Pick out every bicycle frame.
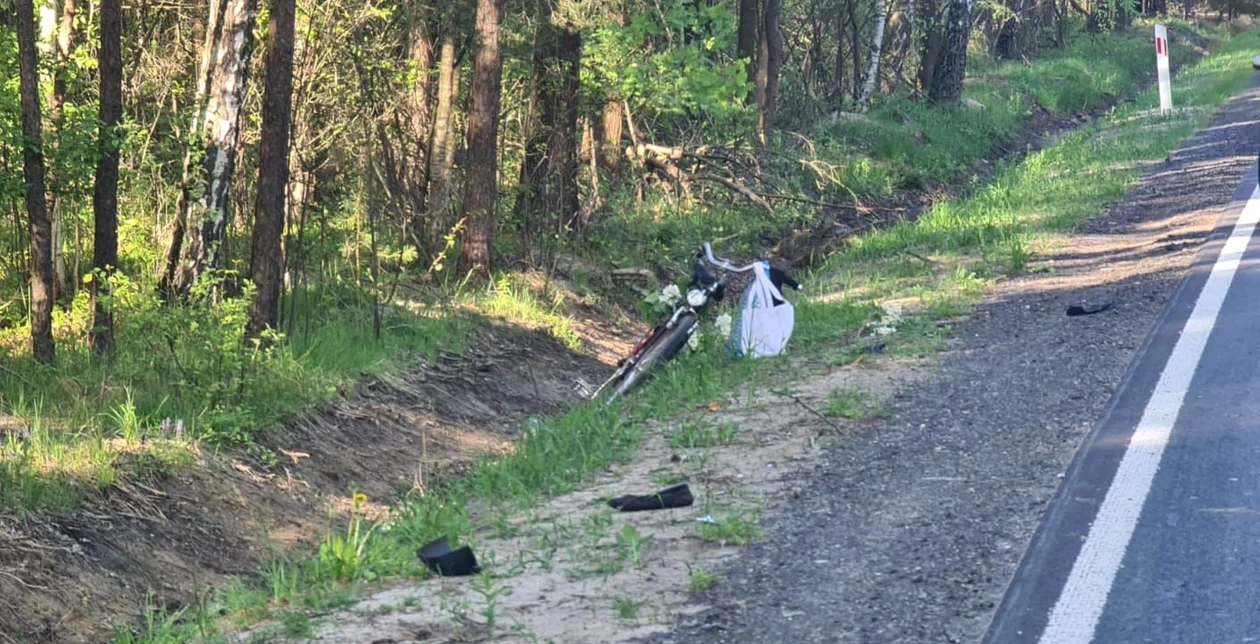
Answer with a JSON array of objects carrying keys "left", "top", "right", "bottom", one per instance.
[{"left": 591, "top": 242, "right": 765, "bottom": 402}]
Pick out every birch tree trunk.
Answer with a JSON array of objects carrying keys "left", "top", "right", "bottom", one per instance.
[
  {"left": 161, "top": 0, "right": 258, "bottom": 299},
  {"left": 425, "top": 35, "right": 457, "bottom": 253},
  {"left": 42, "top": 0, "right": 75, "bottom": 296},
  {"left": 857, "top": 0, "right": 889, "bottom": 110},
  {"left": 929, "top": 0, "right": 970, "bottom": 103}
]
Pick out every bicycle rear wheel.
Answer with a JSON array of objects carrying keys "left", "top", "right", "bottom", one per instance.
[{"left": 610, "top": 314, "right": 697, "bottom": 401}]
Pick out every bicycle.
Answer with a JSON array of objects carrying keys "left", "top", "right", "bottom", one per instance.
[{"left": 590, "top": 242, "right": 800, "bottom": 403}]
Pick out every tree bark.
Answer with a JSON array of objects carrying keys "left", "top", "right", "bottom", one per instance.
[
  {"left": 857, "top": 0, "right": 889, "bottom": 110},
  {"left": 929, "top": 0, "right": 970, "bottom": 103},
  {"left": 756, "top": 0, "right": 783, "bottom": 143},
  {"left": 16, "top": 0, "right": 56, "bottom": 364},
  {"left": 404, "top": 8, "right": 433, "bottom": 253},
  {"left": 737, "top": 0, "right": 759, "bottom": 60},
  {"left": 600, "top": 100, "right": 623, "bottom": 170},
  {"left": 247, "top": 0, "right": 295, "bottom": 339},
  {"left": 551, "top": 28, "right": 581, "bottom": 231},
  {"left": 425, "top": 34, "right": 457, "bottom": 252},
  {"left": 91, "top": 0, "right": 122, "bottom": 357},
  {"left": 832, "top": 12, "right": 845, "bottom": 103},
  {"left": 46, "top": 0, "right": 76, "bottom": 297},
  {"left": 994, "top": 0, "right": 1025, "bottom": 58},
  {"left": 457, "top": 0, "right": 505, "bottom": 278},
  {"left": 162, "top": 0, "right": 258, "bottom": 299},
  {"left": 919, "top": 0, "right": 945, "bottom": 89},
  {"left": 515, "top": 21, "right": 550, "bottom": 239},
  {"left": 849, "top": 0, "right": 863, "bottom": 101}
]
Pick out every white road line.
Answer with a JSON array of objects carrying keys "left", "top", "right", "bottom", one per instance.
[{"left": 1041, "top": 186, "right": 1260, "bottom": 644}]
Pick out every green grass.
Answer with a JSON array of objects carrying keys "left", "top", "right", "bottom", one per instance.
[
  {"left": 696, "top": 510, "right": 763, "bottom": 545},
  {"left": 0, "top": 270, "right": 589, "bottom": 512},
  {"left": 823, "top": 389, "right": 868, "bottom": 419},
  {"left": 615, "top": 597, "right": 641, "bottom": 620},
  {"left": 665, "top": 419, "right": 739, "bottom": 449},
  {"left": 689, "top": 568, "right": 721, "bottom": 593}
]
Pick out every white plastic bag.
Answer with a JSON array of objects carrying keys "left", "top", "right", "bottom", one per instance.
[{"left": 728, "top": 261, "right": 795, "bottom": 358}]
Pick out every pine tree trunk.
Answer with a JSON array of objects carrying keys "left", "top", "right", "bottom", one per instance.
[
  {"left": 425, "top": 35, "right": 457, "bottom": 253},
  {"left": 919, "top": 0, "right": 945, "bottom": 89},
  {"left": 832, "top": 13, "right": 845, "bottom": 103},
  {"left": 857, "top": 0, "right": 889, "bottom": 110},
  {"left": 893, "top": 0, "right": 917, "bottom": 81},
  {"left": 849, "top": 0, "right": 863, "bottom": 101},
  {"left": 162, "top": 0, "right": 258, "bottom": 298},
  {"left": 737, "top": 0, "right": 760, "bottom": 60},
  {"left": 757, "top": 0, "right": 783, "bottom": 143},
  {"left": 405, "top": 10, "right": 433, "bottom": 253},
  {"left": 91, "top": 0, "right": 122, "bottom": 357},
  {"left": 600, "top": 101, "right": 623, "bottom": 170},
  {"left": 16, "top": 0, "right": 56, "bottom": 364},
  {"left": 457, "top": 0, "right": 505, "bottom": 278},
  {"left": 247, "top": 0, "right": 295, "bottom": 339},
  {"left": 929, "top": 0, "right": 970, "bottom": 103},
  {"left": 551, "top": 28, "right": 581, "bottom": 232}
]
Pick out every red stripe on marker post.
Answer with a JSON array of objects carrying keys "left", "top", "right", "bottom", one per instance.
[{"left": 1155, "top": 25, "right": 1172, "bottom": 113}]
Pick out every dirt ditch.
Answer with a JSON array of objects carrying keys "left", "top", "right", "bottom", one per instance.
[
  {"left": 0, "top": 324, "right": 616, "bottom": 643},
  {"left": 237, "top": 357, "right": 925, "bottom": 643}
]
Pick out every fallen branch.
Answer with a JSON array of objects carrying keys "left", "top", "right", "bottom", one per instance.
[
  {"left": 770, "top": 389, "right": 844, "bottom": 434},
  {"left": 628, "top": 144, "right": 775, "bottom": 216},
  {"left": 694, "top": 174, "right": 775, "bottom": 216},
  {"left": 754, "top": 191, "right": 886, "bottom": 214},
  {"left": 610, "top": 267, "right": 655, "bottom": 280},
  {"left": 904, "top": 251, "right": 938, "bottom": 264}
]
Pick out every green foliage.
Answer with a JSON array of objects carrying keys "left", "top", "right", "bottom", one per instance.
[{"left": 585, "top": 0, "right": 750, "bottom": 125}]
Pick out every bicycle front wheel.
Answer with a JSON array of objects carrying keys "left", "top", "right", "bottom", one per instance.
[{"left": 609, "top": 314, "right": 697, "bottom": 401}]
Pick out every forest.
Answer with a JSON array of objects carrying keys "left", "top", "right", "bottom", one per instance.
[
  {"left": 0, "top": 0, "right": 1236, "bottom": 431},
  {"left": 3, "top": 0, "right": 1260, "bottom": 636}
]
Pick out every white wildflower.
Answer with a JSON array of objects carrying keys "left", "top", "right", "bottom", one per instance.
[
  {"left": 715, "top": 313, "right": 733, "bottom": 338},
  {"left": 881, "top": 302, "right": 903, "bottom": 323},
  {"left": 873, "top": 301, "right": 903, "bottom": 336},
  {"left": 687, "top": 331, "right": 700, "bottom": 351},
  {"left": 661, "top": 284, "right": 682, "bottom": 306}
]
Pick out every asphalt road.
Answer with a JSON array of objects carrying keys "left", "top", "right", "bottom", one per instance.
[
  {"left": 985, "top": 131, "right": 1260, "bottom": 642},
  {"left": 649, "top": 76, "right": 1260, "bottom": 644}
]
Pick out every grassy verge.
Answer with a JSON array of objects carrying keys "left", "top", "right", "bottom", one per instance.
[
  {"left": 0, "top": 273, "right": 585, "bottom": 513},
  {"left": 589, "top": 19, "right": 1215, "bottom": 271},
  {"left": 111, "top": 24, "right": 1260, "bottom": 641}
]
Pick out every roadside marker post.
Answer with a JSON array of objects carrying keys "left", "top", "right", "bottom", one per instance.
[{"left": 1155, "top": 25, "right": 1172, "bottom": 114}]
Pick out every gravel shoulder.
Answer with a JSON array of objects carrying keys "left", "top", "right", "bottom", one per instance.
[{"left": 646, "top": 79, "right": 1260, "bottom": 644}]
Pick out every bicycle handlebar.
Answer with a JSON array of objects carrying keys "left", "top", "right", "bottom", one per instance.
[{"left": 701, "top": 242, "right": 758, "bottom": 273}]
